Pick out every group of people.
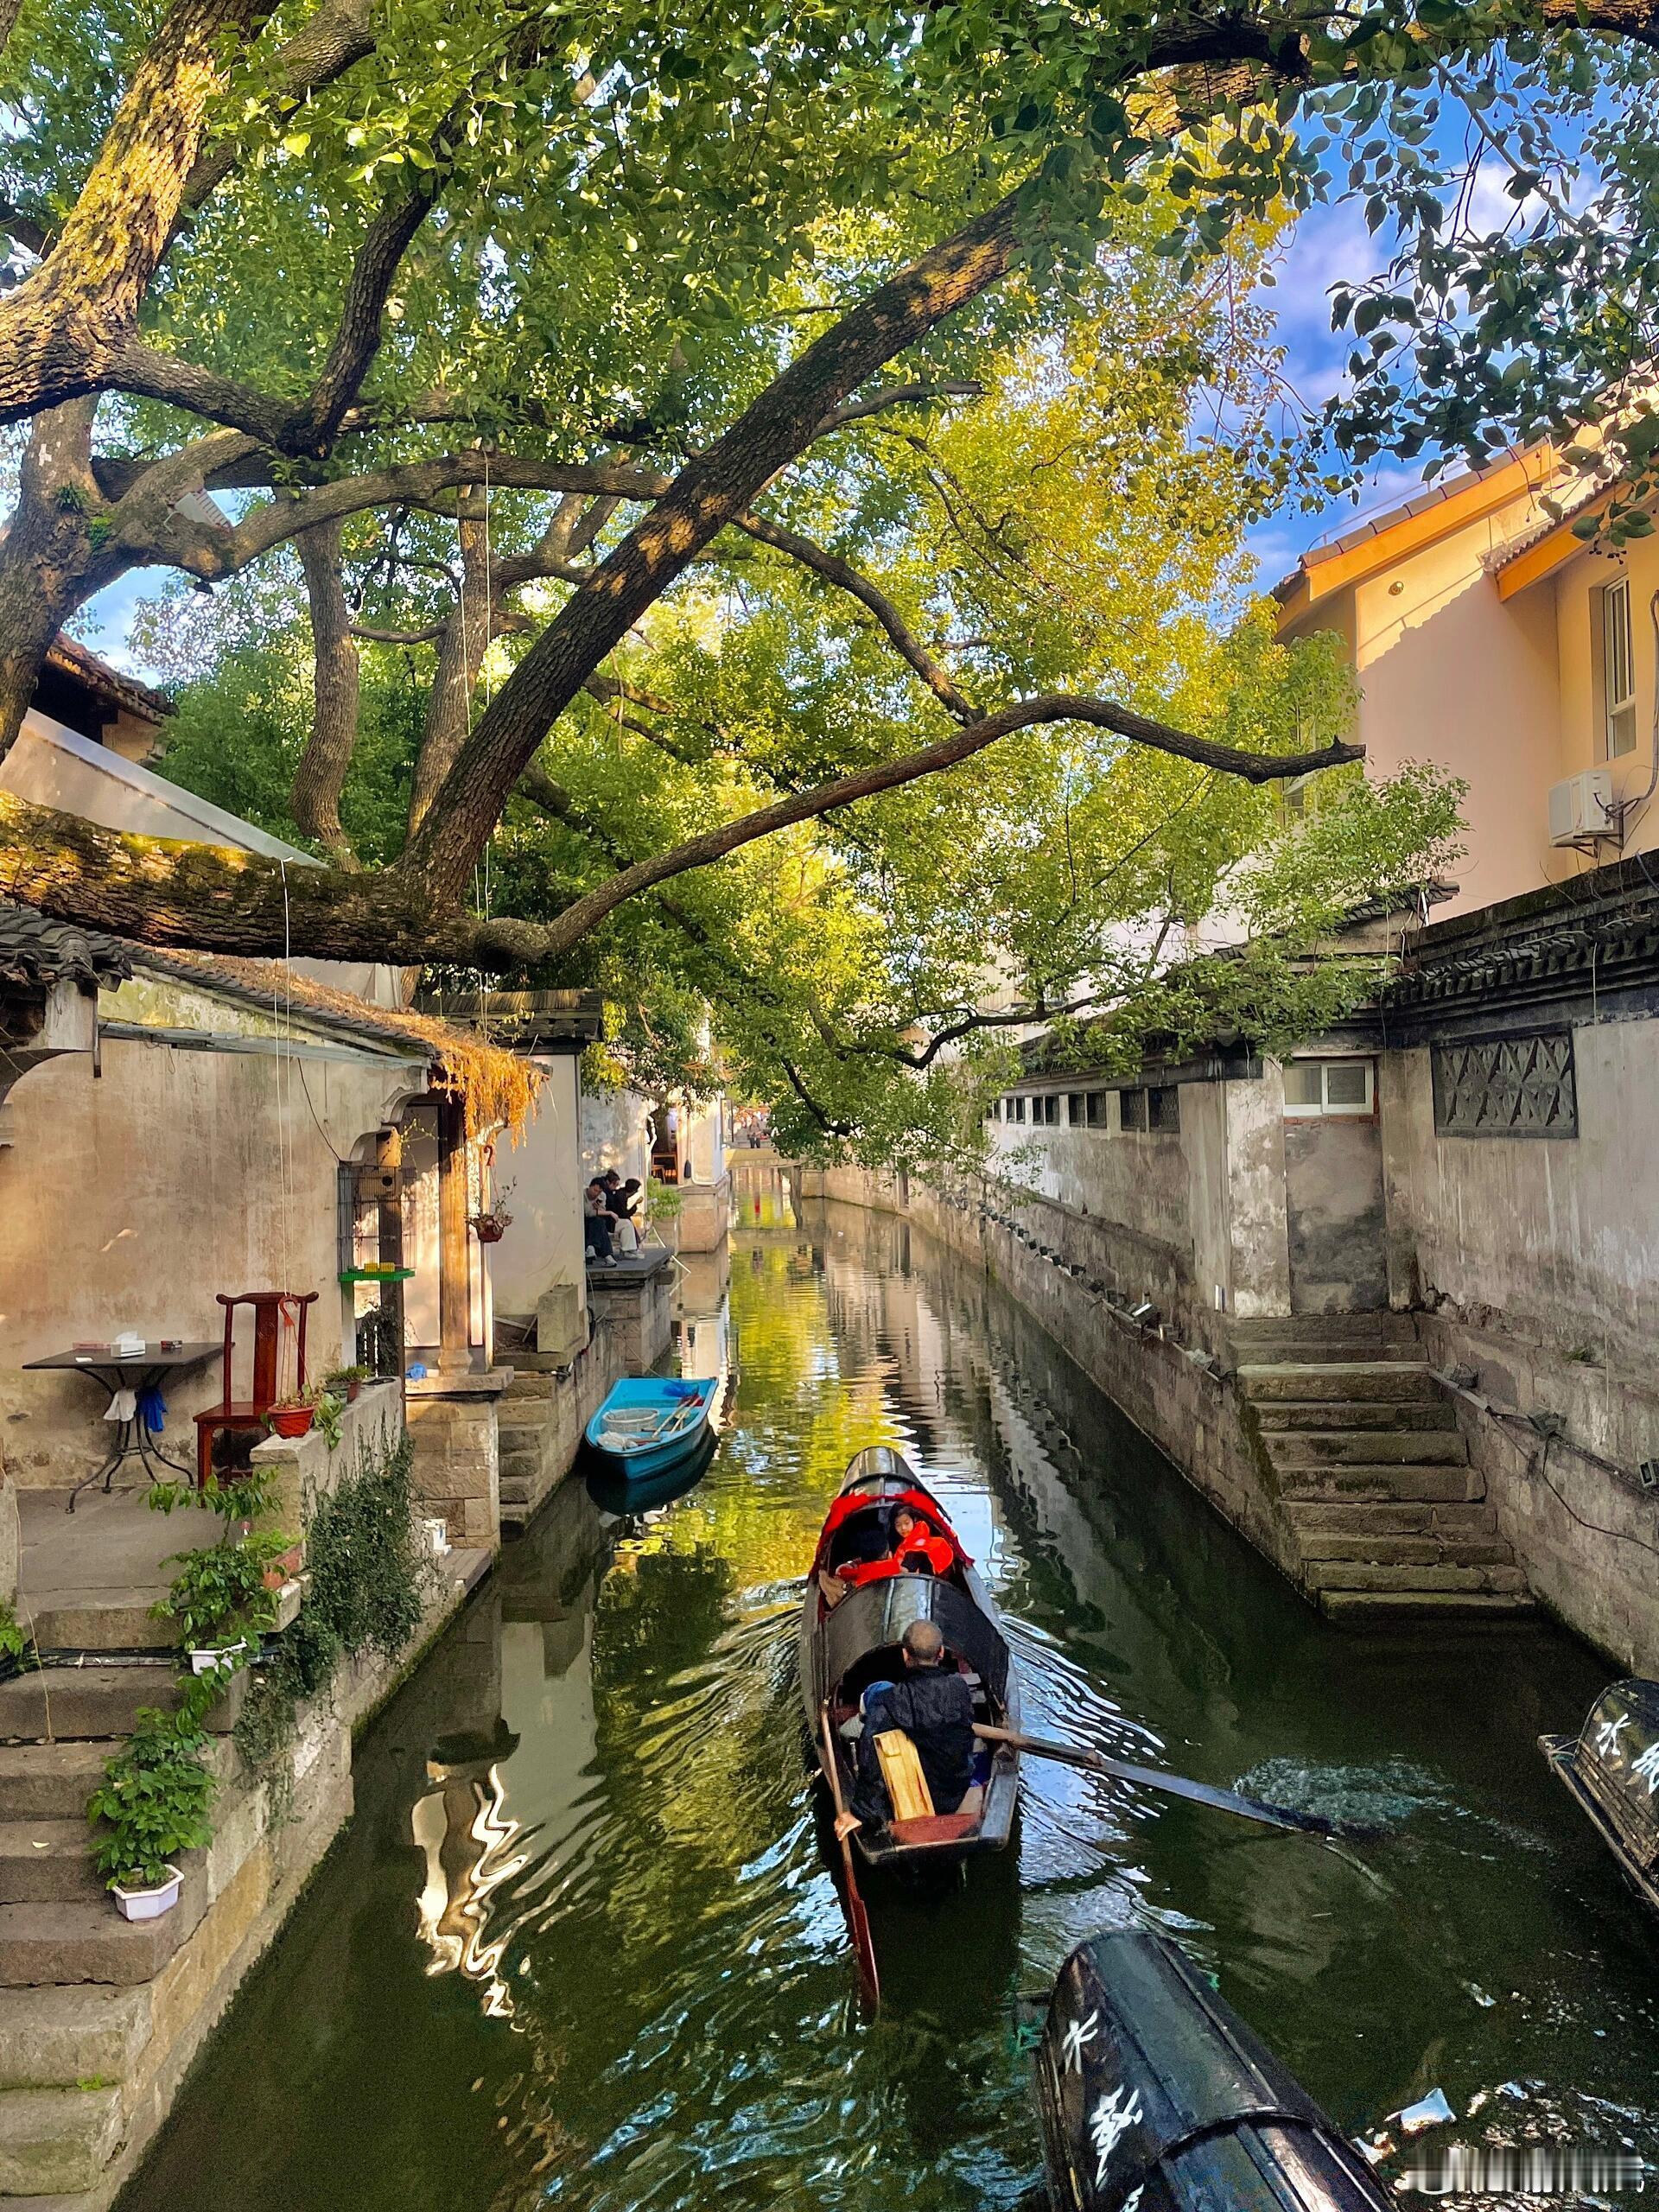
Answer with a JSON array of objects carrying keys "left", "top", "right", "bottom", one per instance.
[
  {"left": 817, "top": 1503, "right": 955, "bottom": 1610},
  {"left": 583, "top": 1170, "right": 645, "bottom": 1266}
]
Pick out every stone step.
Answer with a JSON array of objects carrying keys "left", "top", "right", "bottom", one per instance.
[
  {"left": 1237, "top": 1363, "right": 1440, "bottom": 1403},
  {"left": 0, "top": 1667, "right": 245, "bottom": 1744},
  {"left": 1295, "top": 1533, "right": 1516, "bottom": 1567},
  {"left": 0, "top": 1825, "right": 103, "bottom": 1905},
  {"left": 1253, "top": 1399, "right": 1456, "bottom": 1433},
  {"left": 0, "top": 1875, "right": 205, "bottom": 1988},
  {"left": 501, "top": 1370, "right": 556, "bottom": 1400},
  {"left": 1319, "top": 1588, "right": 1535, "bottom": 1624},
  {"left": 1277, "top": 1465, "right": 1484, "bottom": 1503},
  {"left": 498, "top": 1448, "right": 543, "bottom": 1484},
  {"left": 498, "top": 1476, "right": 533, "bottom": 1510},
  {"left": 1230, "top": 1313, "right": 1416, "bottom": 1348},
  {"left": 1282, "top": 1499, "right": 1498, "bottom": 1537},
  {"left": 0, "top": 2082, "right": 125, "bottom": 2197},
  {"left": 0, "top": 1746, "right": 119, "bottom": 1824},
  {"left": 27, "top": 1591, "right": 169, "bottom": 1656},
  {"left": 0, "top": 1984, "right": 149, "bottom": 2091},
  {"left": 1264, "top": 1429, "right": 1467, "bottom": 1468},
  {"left": 1304, "top": 1559, "right": 1529, "bottom": 1595}
]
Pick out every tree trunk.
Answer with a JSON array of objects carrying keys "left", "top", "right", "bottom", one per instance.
[
  {"left": 0, "top": 400, "right": 118, "bottom": 760},
  {"left": 0, "top": 0, "right": 264, "bottom": 424},
  {"left": 408, "top": 486, "right": 493, "bottom": 835},
  {"left": 289, "top": 516, "right": 361, "bottom": 862},
  {"left": 397, "top": 196, "right": 1024, "bottom": 901}
]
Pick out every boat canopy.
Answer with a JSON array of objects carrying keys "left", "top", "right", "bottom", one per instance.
[
  {"left": 810, "top": 1573, "right": 1010, "bottom": 1713},
  {"left": 1571, "top": 1678, "right": 1659, "bottom": 1876}
]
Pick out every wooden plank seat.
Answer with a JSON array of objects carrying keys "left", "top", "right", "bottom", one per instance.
[{"left": 887, "top": 1812, "right": 978, "bottom": 1847}]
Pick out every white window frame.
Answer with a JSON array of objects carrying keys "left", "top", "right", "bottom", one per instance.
[
  {"left": 1603, "top": 575, "right": 1637, "bottom": 760},
  {"left": 1283, "top": 1058, "right": 1376, "bottom": 1118}
]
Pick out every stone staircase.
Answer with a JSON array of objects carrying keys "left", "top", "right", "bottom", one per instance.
[
  {"left": 0, "top": 1656, "right": 251, "bottom": 2202},
  {"left": 1230, "top": 1315, "right": 1532, "bottom": 1624}
]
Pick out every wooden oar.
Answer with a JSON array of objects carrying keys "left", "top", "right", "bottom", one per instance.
[
  {"left": 820, "top": 1702, "right": 880, "bottom": 2011},
  {"left": 973, "top": 1725, "right": 1377, "bottom": 1841}
]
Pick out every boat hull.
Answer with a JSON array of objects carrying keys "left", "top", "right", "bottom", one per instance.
[
  {"left": 584, "top": 1377, "right": 719, "bottom": 1482},
  {"left": 1540, "top": 1675, "right": 1659, "bottom": 1918},
  {"left": 799, "top": 1447, "right": 1020, "bottom": 1869}
]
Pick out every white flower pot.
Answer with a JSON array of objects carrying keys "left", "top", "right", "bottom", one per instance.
[
  {"left": 188, "top": 1639, "right": 248, "bottom": 1675},
  {"left": 422, "top": 1516, "right": 451, "bottom": 1559},
  {"left": 112, "top": 1866, "right": 182, "bottom": 1921}
]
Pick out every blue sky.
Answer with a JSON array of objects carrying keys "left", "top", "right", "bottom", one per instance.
[{"left": 79, "top": 196, "right": 1430, "bottom": 681}]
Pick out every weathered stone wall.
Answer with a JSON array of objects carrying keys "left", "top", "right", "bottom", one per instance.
[{"left": 404, "top": 1374, "right": 506, "bottom": 1551}]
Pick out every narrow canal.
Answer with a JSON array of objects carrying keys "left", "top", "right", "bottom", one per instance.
[{"left": 125, "top": 1189, "right": 1659, "bottom": 2212}]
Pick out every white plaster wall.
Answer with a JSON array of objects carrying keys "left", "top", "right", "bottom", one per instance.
[
  {"left": 1381, "top": 1025, "right": 1659, "bottom": 1402},
  {"left": 1552, "top": 534, "right": 1659, "bottom": 874},
  {"left": 488, "top": 1057, "right": 586, "bottom": 1320},
  {"left": 0, "top": 1034, "right": 415, "bottom": 1484},
  {"left": 580, "top": 1085, "right": 652, "bottom": 1187}
]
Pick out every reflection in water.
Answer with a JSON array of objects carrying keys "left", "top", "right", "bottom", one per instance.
[{"left": 123, "top": 1188, "right": 1659, "bottom": 2212}]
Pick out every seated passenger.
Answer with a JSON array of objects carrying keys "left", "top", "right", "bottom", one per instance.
[
  {"left": 889, "top": 1506, "right": 954, "bottom": 1578},
  {"left": 839, "top": 1619, "right": 976, "bottom": 1832}
]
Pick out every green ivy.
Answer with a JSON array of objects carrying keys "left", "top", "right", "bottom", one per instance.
[{"left": 233, "top": 1429, "right": 426, "bottom": 1774}]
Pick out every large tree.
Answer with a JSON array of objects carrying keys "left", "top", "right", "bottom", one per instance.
[{"left": 0, "top": 0, "right": 1648, "bottom": 968}]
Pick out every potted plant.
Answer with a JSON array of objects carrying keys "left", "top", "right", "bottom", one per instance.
[
  {"left": 87, "top": 1708, "right": 214, "bottom": 1921},
  {"left": 469, "top": 1179, "right": 515, "bottom": 1243},
  {"left": 268, "top": 1390, "right": 315, "bottom": 1439},
  {"left": 323, "top": 1363, "right": 370, "bottom": 1404}
]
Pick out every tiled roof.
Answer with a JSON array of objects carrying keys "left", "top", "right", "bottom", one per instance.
[
  {"left": 44, "top": 635, "right": 172, "bottom": 724},
  {"left": 0, "top": 898, "right": 131, "bottom": 992},
  {"left": 124, "top": 946, "right": 541, "bottom": 1134}
]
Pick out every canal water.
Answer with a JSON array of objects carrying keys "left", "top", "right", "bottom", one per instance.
[{"left": 124, "top": 1188, "right": 1659, "bottom": 2212}]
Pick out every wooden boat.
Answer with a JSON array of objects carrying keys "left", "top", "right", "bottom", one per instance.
[
  {"left": 1033, "top": 1929, "right": 1390, "bottom": 2211},
  {"left": 586, "top": 1427, "right": 719, "bottom": 1518},
  {"left": 584, "top": 1376, "right": 719, "bottom": 1482},
  {"left": 798, "top": 1444, "right": 1020, "bottom": 1868},
  {"left": 1540, "top": 1675, "right": 1659, "bottom": 1916}
]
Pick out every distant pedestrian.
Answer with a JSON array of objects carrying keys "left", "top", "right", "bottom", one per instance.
[{"left": 584, "top": 1180, "right": 616, "bottom": 1264}]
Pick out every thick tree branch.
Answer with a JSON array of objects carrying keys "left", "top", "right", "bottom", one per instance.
[
  {"left": 816, "top": 380, "right": 984, "bottom": 434},
  {"left": 0, "top": 705, "right": 1359, "bottom": 967},
  {"left": 289, "top": 515, "right": 361, "bottom": 863},
  {"left": 399, "top": 195, "right": 1028, "bottom": 896}
]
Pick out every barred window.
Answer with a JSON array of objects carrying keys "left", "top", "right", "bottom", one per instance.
[
  {"left": 1119, "top": 1088, "right": 1148, "bottom": 1133},
  {"left": 1432, "top": 1032, "right": 1578, "bottom": 1138},
  {"left": 1148, "top": 1084, "right": 1181, "bottom": 1133},
  {"left": 1085, "top": 1092, "right": 1109, "bottom": 1128},
  {"left": 1066, "top": 1092, "right": 1086, "bottom": 1125}
]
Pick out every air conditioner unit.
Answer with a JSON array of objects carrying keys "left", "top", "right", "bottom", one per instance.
[{"left": 1548, "top": 767, "right": 1616, "bottom": 846}]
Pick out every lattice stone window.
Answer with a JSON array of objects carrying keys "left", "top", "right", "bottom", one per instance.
[{"left": 1431, "top": 1032, "right": 1578, "bottom": 1138}]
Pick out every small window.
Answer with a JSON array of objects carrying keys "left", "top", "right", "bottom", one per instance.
[
  {"left": 1120, "top": 1088, "right": 1148, "bottom": 1133},
  {"left": 1603, "top": 576, "right": 1637, "bottom": 759},
  {"left": 1066, "top": 1093, "right": 1085, "bottom": 1126},
  {"left": 1013, "top": 1096, "right": 1027, "bottom": 1123},
  {"left": 1044, "top": 1096, "right": 1062, "bottom": 1126},
  {"left": 1085, "top": 1091, "right": 1109, "bottom": 1129},
  {"left": 1284, "top": 1058, "right": 1376, "bottom": 1116},
  {"left": 1148, "top": 1085, "right": 1181, "bottom": 1133}
]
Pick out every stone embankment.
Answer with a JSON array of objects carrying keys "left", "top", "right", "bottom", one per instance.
[{"left": 797, "top": 1168, "right": 1533, "bottom": 1629}]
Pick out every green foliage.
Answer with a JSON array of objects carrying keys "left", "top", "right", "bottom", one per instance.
[
  {"left": 0, "top": 1601, "right": 31, "bottom": 1665},
  {"left": 86, "top": 1707, "right": 215, "bottom": 1893},
  {"left": 234, "top": 1429, "right": 427, "bottom": 1772},
  {"left": 152, "top": 1532, "right": 295, "bottom": 1651}
]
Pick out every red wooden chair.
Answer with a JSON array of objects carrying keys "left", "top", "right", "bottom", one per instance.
[{"left": 194, "top": 1291, "right": 319, "bottom": 1485}]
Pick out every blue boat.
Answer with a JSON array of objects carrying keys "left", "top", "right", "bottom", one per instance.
[{"left": 584, "top": 1376, "right": 720, "bottom": 1481}]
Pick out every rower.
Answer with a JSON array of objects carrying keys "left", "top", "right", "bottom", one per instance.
[{"left": 836, "top": 1619, "right": 977, "bottom": 1837}]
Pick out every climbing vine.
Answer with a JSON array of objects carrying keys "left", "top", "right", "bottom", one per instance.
[{"left": 233, "top": 1428, "right": 428, "bottom": 1772}]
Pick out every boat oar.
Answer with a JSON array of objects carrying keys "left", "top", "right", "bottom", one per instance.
[
  {"left": 820, "top": 1702, "right": 880, "bottom": 2012},
  {"left": 973, "top": 1725, "right": 1378, "bottom": 1842}
]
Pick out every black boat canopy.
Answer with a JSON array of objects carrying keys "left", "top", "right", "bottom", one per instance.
[{"left": 809, "top": 1573, "right": 1011, "bottom": 1713}]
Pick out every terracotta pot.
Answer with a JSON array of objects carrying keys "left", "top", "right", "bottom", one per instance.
[
  {"left": 261, "top": 1542, "right": 305, "bottom": 1591},
  {"left": 472, "top": 1218, "right": 506, "bottom": 1244},
  {"left": 268, "top": 1405, "right": 315, "bottom": 1439},
  {"left": 345, "top": 1378, "right": 362, "bottom": 1402}
]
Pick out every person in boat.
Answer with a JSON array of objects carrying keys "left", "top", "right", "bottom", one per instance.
[
  {"left": 889, "top": 1506, "right": 954, "bottom": 1578},
  {"left": 836, "top": 1618, "right": 978, "bottom": 1836}
]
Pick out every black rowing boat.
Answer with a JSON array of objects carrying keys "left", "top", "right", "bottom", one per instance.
[
  {"left": 798, "top": 1445, "right": 1020, "bottom": 1868},
  {"left": 1033, "top": 1929, "right": 1390, "bottom": 2211},
  {"left": 1540, "top": 1675, "right": 1659, "bottom": 1917}
]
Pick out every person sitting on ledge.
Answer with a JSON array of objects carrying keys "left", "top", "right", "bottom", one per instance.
[{"left": 584, "top": 1181, "right": 617, "bottom": 1266}]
